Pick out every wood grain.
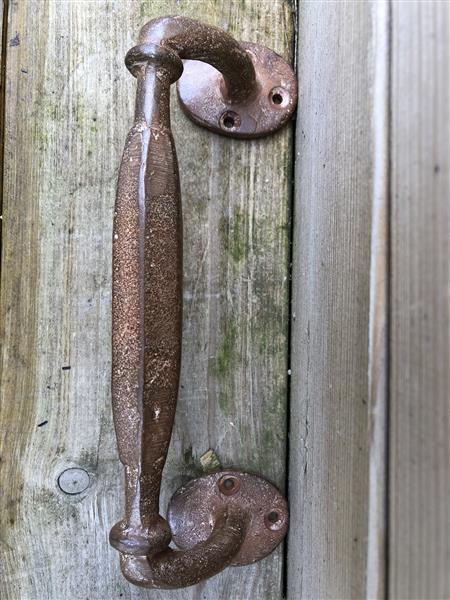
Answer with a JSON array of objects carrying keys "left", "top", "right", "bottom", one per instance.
[
  {"left": 288, "top": 3, "right": 389, "bottom": 598},
  {"left": 389, "top": 4, "right": 450, "bottom": 598},
  {"left": 0, "top": 1, "right": 294, "bottom": 598}
]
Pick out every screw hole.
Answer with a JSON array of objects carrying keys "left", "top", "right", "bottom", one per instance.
[
  {"left": 220, "top": 110, "right": 241, "bottom": 131},
  {"left": 218, "top": 474, "right": 241, "bottom": 495},
  {"left": 223, "top": 478, "right": 235, "bottom": 490},
  {"left": 272, "top": 93, "right": 283, "bottom": 105},
  {"left": 223, "top": 115, "right": 235, "bottom": 128},
  {"left": 264, "top": 507, "right": 285, "bottom": 530},
  {"left": 267, "top": 510, "right": 279, "bottom": 523},
  {"left": 269, "top": 87, "right": 289, "bottom": 108}
]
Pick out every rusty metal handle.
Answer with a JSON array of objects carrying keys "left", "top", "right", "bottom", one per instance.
[{"left": 110, "top": 16, "right": 296, "bottom": 589}]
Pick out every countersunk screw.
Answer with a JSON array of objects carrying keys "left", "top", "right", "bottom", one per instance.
[{"left": 218, "top": 474, "right": 241, "bottom": 496}]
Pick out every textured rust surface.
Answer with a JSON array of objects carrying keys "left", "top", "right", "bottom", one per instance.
[
  {"left": 110, "top": 15, "right": 295, "bottom": 589},
  {"left": 111, "top": 48, "right": 183, "bottom": 560}
]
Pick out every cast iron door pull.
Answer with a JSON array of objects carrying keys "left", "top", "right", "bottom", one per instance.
[{"left": 110, "top": 16, "right": 297, "bottom": 589}]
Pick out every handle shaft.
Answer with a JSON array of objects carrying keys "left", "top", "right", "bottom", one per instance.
[{"left": 111, "top": 55, "right": 182, "bottom": 554}]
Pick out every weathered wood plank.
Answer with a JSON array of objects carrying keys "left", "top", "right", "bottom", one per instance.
[
  {"left": 0, "top": 0, "right": 5, "bottom": 209},
  {"left": 288, "top": 2, "right": 389, "bottom": 598},
  {"left": 389, "top": 4, "right": 450, "bottom": 598},
  {"left": 0, "top": 1, "right": 294, "bottom": 598}
]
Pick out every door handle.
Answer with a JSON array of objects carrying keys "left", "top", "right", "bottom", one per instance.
[{"left": 109, "top": 16, "right": 297, "bottom": 589}]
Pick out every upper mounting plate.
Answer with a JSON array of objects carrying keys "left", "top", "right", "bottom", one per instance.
[{"left": 177, "top": 42, "right": 297, "bottom": 139}]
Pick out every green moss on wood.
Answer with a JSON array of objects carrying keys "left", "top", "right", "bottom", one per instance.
[
  {"left": 263, "top": 428, "right": 275, "bottom": 451},
  {"left": 213, "top": 322, "right": 237, "bottom": 379},
  {"left": 229, "top": 206, "right": 247, "bottom": 262},
  {"left": 219, "top": 206, "right": 248, "bottom": 264}
]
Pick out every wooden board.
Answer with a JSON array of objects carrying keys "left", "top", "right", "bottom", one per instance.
[
  {"left": 0, "top": 1, "right": 294, "bottom": 598},
  {"left": 389, "top": 4, "right": 450, "bottom": 598},
  {"left": 288, "top": 3, "right": 389, "bottom": 598}
]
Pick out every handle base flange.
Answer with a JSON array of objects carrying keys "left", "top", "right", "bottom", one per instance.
[
  {"left": 177, "top": 42, "right": 297, "bottom": 139},
  {"left": 167, "top": 470, "right": 288, "bottom": 566}
]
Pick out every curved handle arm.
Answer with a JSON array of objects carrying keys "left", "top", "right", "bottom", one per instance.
[
  {"left": 110, "top": 16, "right": 295, "bottom": 589},
  {"left": 135, "top": 16, "right": 257, "bottom": 102}
]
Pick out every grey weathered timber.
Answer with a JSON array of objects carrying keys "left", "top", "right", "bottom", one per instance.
[
  {"left": 289, "top": 2, "right": 389, "bottom": 598},
  {"left": 389, "top": 4, "right": 450, "bottom": 598},
  {"left": 0, "top": 1, "right": 294, "bottom": 598}
]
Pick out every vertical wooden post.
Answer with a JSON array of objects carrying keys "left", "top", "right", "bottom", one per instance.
[
  {"left": 390, "top": 4, "right": 450, "bottom": 598},
  {"left": 289, "top": 3, "right": 389, "bottom": 597}
]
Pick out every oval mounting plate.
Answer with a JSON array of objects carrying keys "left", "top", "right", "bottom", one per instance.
[
  {"left": 177, "top": 42, "right": 297, "bottom": 139},
  {"left": 167, "top": 470, "right": 289, "bottom": 566}
]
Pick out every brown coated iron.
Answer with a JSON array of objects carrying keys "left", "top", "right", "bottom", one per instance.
[{"left": 110, "top": 16, "right": 296, "bottom": 589}]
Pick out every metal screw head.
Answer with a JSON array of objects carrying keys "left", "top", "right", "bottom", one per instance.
[
  {"left": 218, "top": 474, "right": 241, "bottom": 496},
  {"left": 58, "top": 468, "right": 90, "bottom": 495}
]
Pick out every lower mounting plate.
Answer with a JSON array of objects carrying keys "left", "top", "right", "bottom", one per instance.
[
  {"left": 167, "top": 470, "right": 289, "bottom": 566},
  {"left": 177, "top": 42, "right": 297, "bottom": 139}
]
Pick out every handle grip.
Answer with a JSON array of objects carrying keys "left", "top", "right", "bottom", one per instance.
[{"left": 110, "top": 16, "right": 296, "bottom": 589}]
